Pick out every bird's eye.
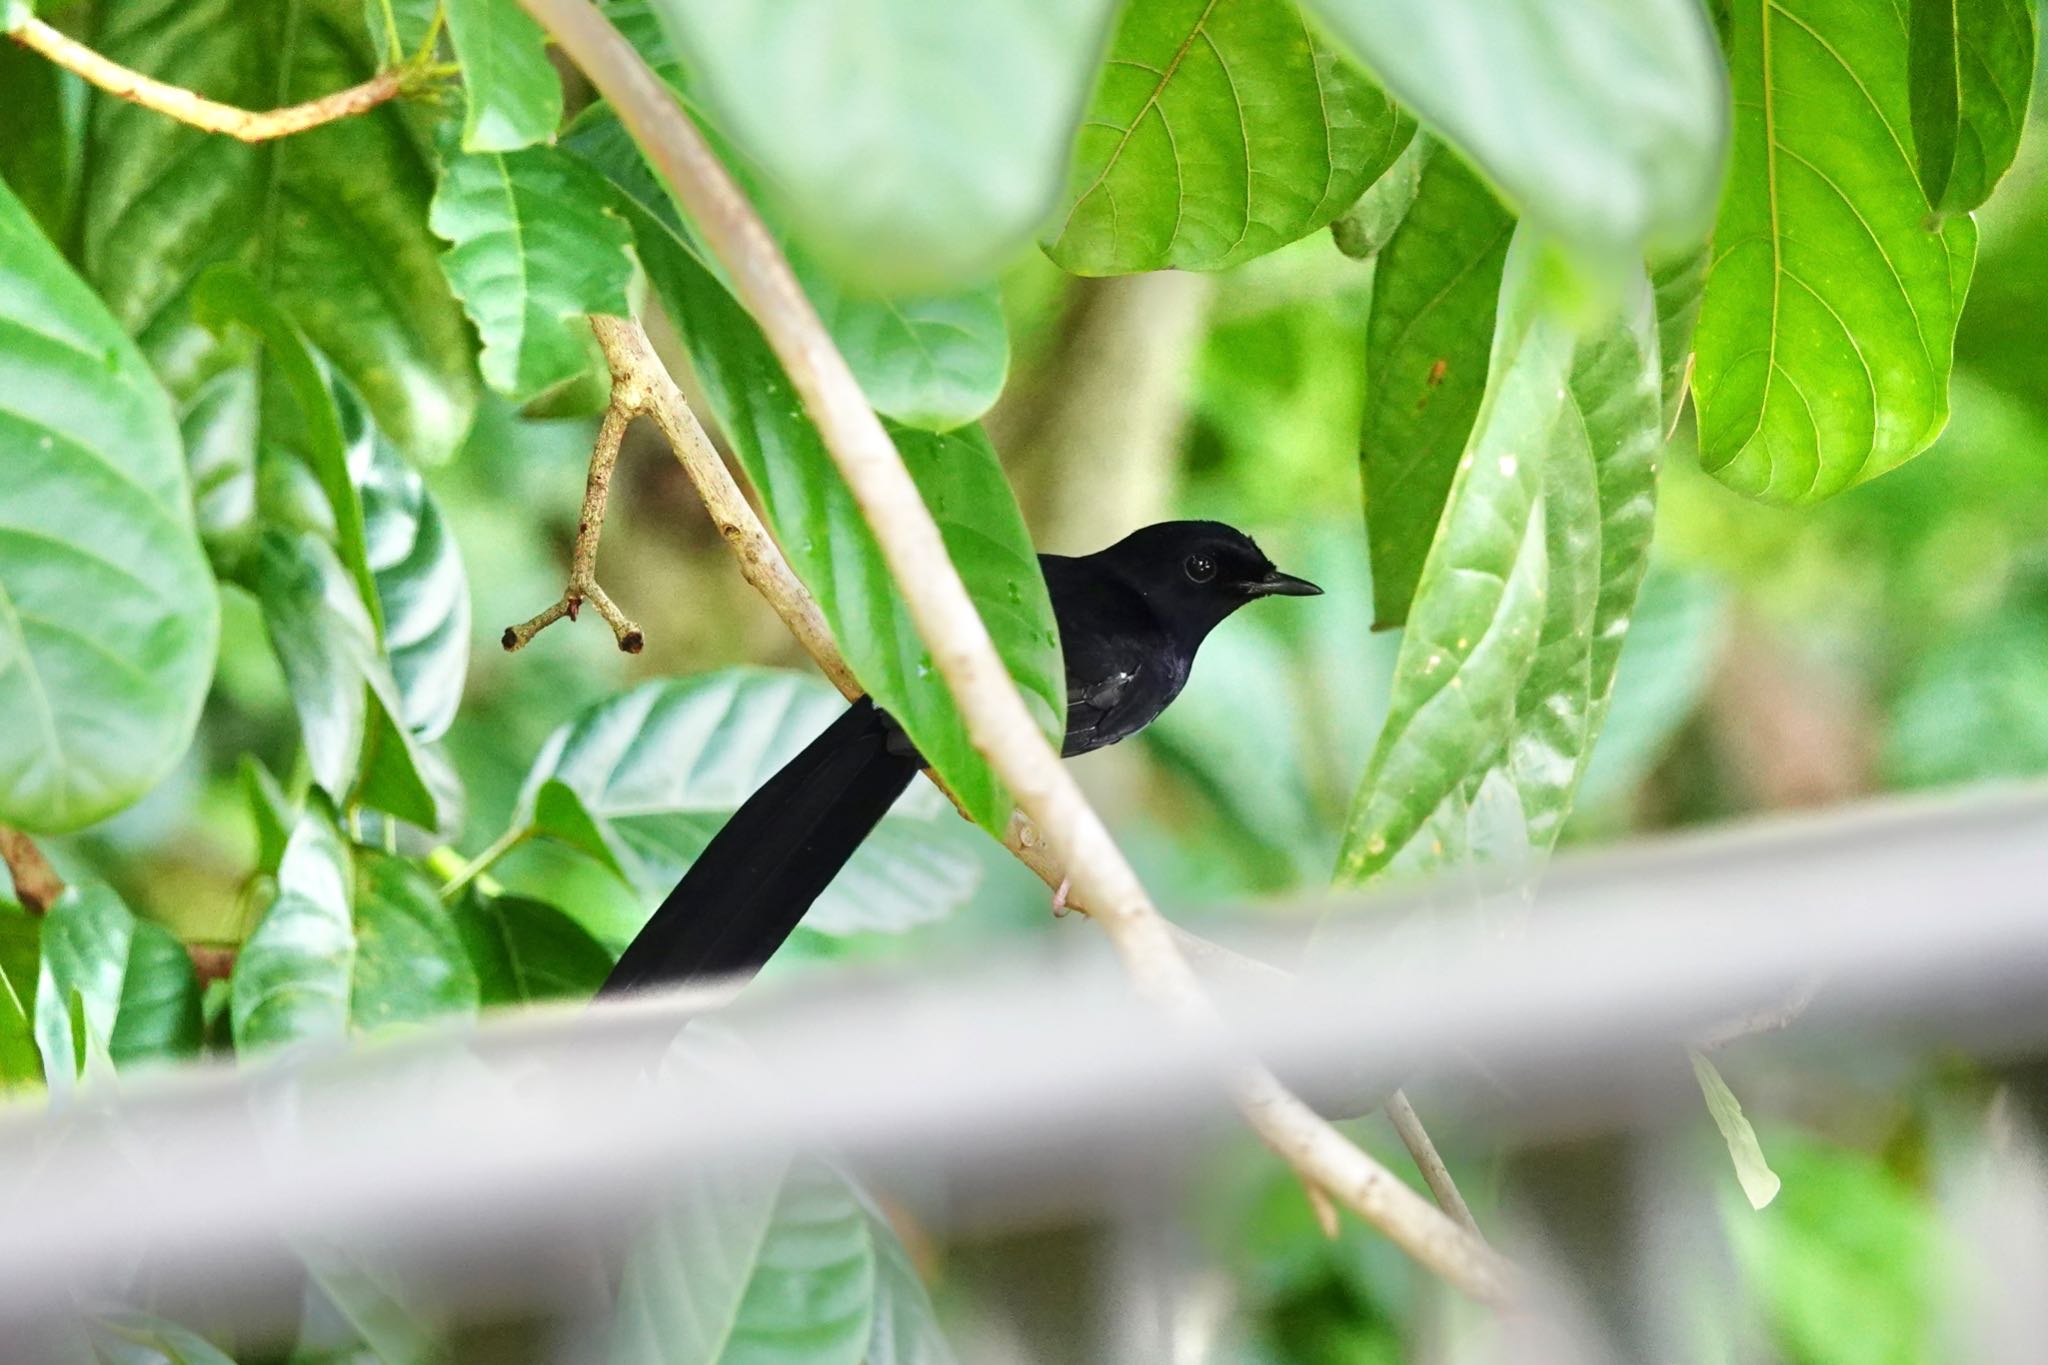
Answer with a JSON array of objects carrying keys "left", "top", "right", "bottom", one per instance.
[{"left": 1184, "top": 553, "right": 1217, "bottom": 584}]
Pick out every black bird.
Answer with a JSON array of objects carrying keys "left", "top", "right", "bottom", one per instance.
[{"left": 600, "top": 521, "right": 1320, "bottom": 997}]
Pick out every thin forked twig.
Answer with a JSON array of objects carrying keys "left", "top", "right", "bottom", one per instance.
[
  {"left": 503, "top": 392, "right": 645, "bottom": 654},
  {"left": 7, "top": 17, "right": 424, "bottom": 143},
  {"left": 522, "top": 0, "right": 1513, "bottom": 1306},
  {"left": 1386, "top": 1090, "right": 1482, "bottom": 1238}
]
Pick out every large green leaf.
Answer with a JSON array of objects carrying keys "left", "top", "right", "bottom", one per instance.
[
  {"left": 351, "top": 852, "right": 479, "bottom": 1030},
  {"left": 452, "top": 891, "right": 615, "bottom": 1004},
  {"left": 1331, "top": 129, "right": 1433, "bottom": 262},
  {"left": 642, "top": 0, "right": 1118, "bottom": 289},
  {"left": 79, "top": 0, "right": 474, "bottom": 463},
  {"left": 0, "top": 178, "right": 219, "bottom": 833},
  {"left": 34, "top": 884, "right": 202, "bottom": 1094},
  {"left": 1340, "top": 243, "right": 1664, "bottom": 885},
  {"left": 1358, "top": 147, "right": 1513, "bottom": 629},
  {"left": 611, "top": 1157, "right": 877, "bottom": 1365},
  {"left": 1305, "top": 0, "right": 1727, "bottom": 258},
  {"left": 1044, "top": 0, "right": 1409, "bottom": 274},
  {"left": 515, "top": 672, "right": 983, "bottom": 936},
  {"left": 1693, "top": 0, "right": 1978, "bottom": 503},
  {"left": 564, "top": 41, "right": 1009, "bottom": 432},
  {"left": 250, "top": 529, "right": 437, "bottom": 827},
  {"left": 233, "top": 807, "right": 355, "bottom": 1052},
  {"left": 445, "top": 0, "right": 564, "bottom": 152},
  {"left": 630, "top": 220, "right": 1062, "bottom": 830},
  {"left": 430, "top": 141, "right": 637, "bottom": 403},
  {"left": 1337, "top": 232, "right": 1567, "bottom": 885},
  {"left": 1908, "top": 0, "right": 2036, "bottom": 217}
]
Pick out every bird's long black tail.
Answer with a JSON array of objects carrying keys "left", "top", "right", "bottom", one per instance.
[{"left": 599, "top": 698, "right": 920, "bottom": 997}]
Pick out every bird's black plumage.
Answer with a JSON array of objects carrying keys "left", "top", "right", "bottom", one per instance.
[{"left": 600, "top": 521, "right": 1318, "bottom": 997}]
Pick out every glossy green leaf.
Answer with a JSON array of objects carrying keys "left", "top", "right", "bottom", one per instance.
[
  {"left": 352, "top": 852, "right": 479, "bottom": 1031},
  {"left": 34, "top": 884, "right": 201, "bottom": 1093},
  {"left": 611, "top": 1157, "right": 876, "bottom": 1365},
  {"left": 1909, "top": 0, "right": 2036, "bottom": 216},
  {"left": 0, "top": 178, "right": 219, "bottom": 833},
  {"left": 631, "top": 223, "right": 1061, "bottom": 830},
  {"left": 445, "top": 0, "right": 564, "bottom": 152},
  {"left": 516, "top": 672, "right": 983, "bottom": 935},
  {"left": 1358, "top": 149, "right": 1513, "bottom": 629},
  {"left": 453, "top": 891, "right": 615, "bottom": 1005},
  {"left": 1045, "top": 0, "right": 1409, "bottom": 274},
  {"left": 357, "top": 424, "right": 471, "bottom": 743},
  {"left": 1305, "top": 0, "right": 1727, "bottom": 257},
  {"left": 0, "top": 905, "right": 39, "bottom": 1089},
  {"left": 643, "top": 0, "right": 1118, "bottom": 289},
  {"left": 1337, "top": 232, "right": 1567, "bottom": 885},
  {"left": 1693, "top": 0, "right": 1978, "bottom": 503},
  {"left": 1690, "top": 1048, "right": 1781, "bottom": 1208},
  {"left": 241, "top": 754, "right": 298, "bottom": 876},
  {"left": 1649, "top": 241, "right": 1710, "bottom": 435},
  {"left": 563, "top": 61, "right": 1009, "bottom": 432},
  {"left": 430, "top": 141, "right": 636, "bottom": 402},
  {"left": 251, "top": 529, "right": 437, "bottom": 826},
  {"left": 232, "top": 807, "right": 355, "bottom": 1052},
  {"left": 79, "top": 0, "right": 474, "bottom": 463},
  {"left": 1331, "top": 129, "right": 1430, "bottom": 262}
]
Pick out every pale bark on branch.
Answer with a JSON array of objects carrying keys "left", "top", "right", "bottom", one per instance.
[
  {"left": 8, "top": 17, "right": 415, "bottom": 142},
  {"left": 522, "top": 0, "right": 1513, "bottom": 1306}
]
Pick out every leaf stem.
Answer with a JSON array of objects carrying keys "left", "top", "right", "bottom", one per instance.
[{"left": 439, "top": 826, "right": 529, "bottom": 902}]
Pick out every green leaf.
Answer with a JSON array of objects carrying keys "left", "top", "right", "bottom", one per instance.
[
  {"left": 34, "top": 884, "right": 202, "bottom": 1094},
  {"left": 193, "top": 265, "right": 380, "bottom": 621},
  {"left": 352, "top": 852, "right": 479, "bottom": 1032},
  {"left": 0, "top": 41, "right": 75, "bottom": 243},
  {"left": 563, "top": 69, "right": 1009, "bottom": 432},
  {"left": 863, "top": 1206, "right": 957, "bottom": 1365},
  {"left": 430, "top": 141, "right": 637, "bottom": 402},
  {"left": 516, "top": 672, "right": 983, "bottom": 935},
  {"left": 79, "top": 0, "right": 475, "bottom": 463},
  {"left": 630, "top": 224, "right": 1062, "bottom": 830},
  {"left": 1337, "top": 231, "right": 1568, "bottom": 885},
  {"left": 241, "top": 754, "right": 299, "bottom": 876},
  {"left": 642, "top": 0, "right": 1118, "bottom": 289},
  {"left": 445, "top": 0, "right": 564, "bottom": 152},
  {"left": 0, "top": 905, "right": 40, "bottom": 1089},
  {"left": 232, "top": 807, "right": 356, "bottom": 1052},
  {"left": 1358, "top": 148, "right": 1513, "bottom": 629},
  {"left": 611, "top": 1157, "right": 877, "bottom": 1365},
  {"left": 1649, "top": 241, "right": 1710, "bottom": 435},
  {"left": 250, "top": 529, "right": 437, "bottom": 827},
  {"left": 1693, "top": 0, "right": 1979, "bottom": 503},
  {"left": 0, "top": 177, "right": 220, "bottom": 833},
  {"left": 1330, "top": 129, "right": 1430, "bottom": 262},
  {"left": 1690, "top": 1049, "right": 1781, "bottom": 1209},
  {"left": 1045, "top": 0, "right": 1409, "bottom": 274},
  {"left": 1908, "top": 0, "right": 2036, "bottom": 217},
  {"left": 452, "top": 891, "right": 615, "bottom": 1004},
  {"left": 358, "top": 422, "right": 471, "bottom": 744},
  {"left": 1304, "top": 0, "right": 1727, "bottom": 257}
]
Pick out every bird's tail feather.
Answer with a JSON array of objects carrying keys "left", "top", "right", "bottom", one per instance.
[{"left": 599, "top": 698, "right": 920, "bottom": 997}]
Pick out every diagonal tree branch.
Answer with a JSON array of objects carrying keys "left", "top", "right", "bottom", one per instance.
[
  {"left": 522, "top": 0, "right": 1512, "bottom": 1306},
  {"left": 7, "top": 17, "right": 431, "bottom": 142}
]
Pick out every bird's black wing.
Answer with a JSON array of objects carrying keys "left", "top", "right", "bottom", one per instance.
[{"left": 1042, "top": 553, "right": 1180, "bottom": 757}]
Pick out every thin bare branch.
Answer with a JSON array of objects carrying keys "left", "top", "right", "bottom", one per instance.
[
  {"left": 0, "top": 825, "right": 63, "bottom": 914},
  {"left": 1386, "top": 1090, "right": 1483, "bottom": 1238},
  {"left": 503, "top": 367, "right": 643, "bottom": 654},
  {"left": 8, "top": 17, "right": 422, "bottom": 142},
  {"left": 525, "top": 0, "right": 1513, "bottom": 1306}
]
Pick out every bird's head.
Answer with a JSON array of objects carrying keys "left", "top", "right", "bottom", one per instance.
[{"left": 1097, "top": 521, "right": 1321, "bottom": 639}]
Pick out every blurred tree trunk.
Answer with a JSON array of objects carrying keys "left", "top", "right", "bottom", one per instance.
[{"left": 989, "top": 271, "right": 1213, "bottom": 555}]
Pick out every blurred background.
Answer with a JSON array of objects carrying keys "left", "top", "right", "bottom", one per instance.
[{"left": 25, "top": 51, "right": 2048, "bottom": 1365}]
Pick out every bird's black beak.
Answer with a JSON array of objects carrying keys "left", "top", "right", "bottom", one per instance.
[{"left": 1249, "top": 569, "right": 1323, "bottom": 598}]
